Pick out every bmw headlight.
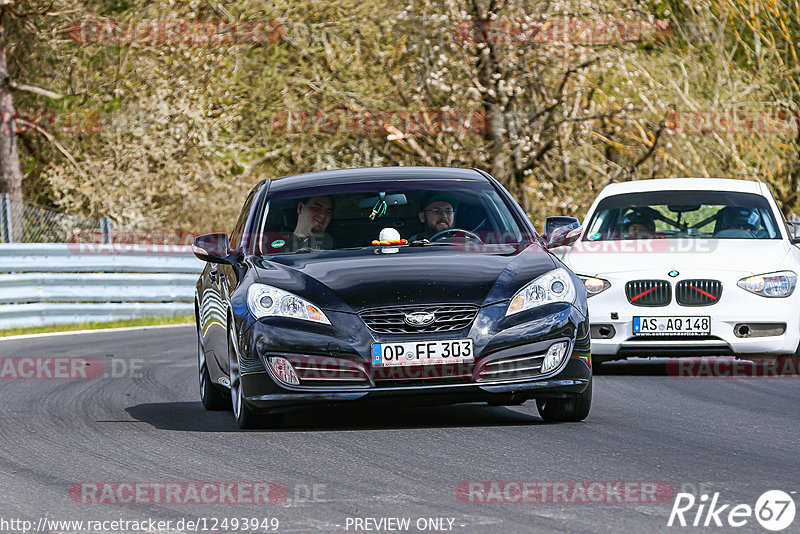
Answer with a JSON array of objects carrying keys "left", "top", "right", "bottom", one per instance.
[
  {"left": 737, "top": 271, "right": 797, "bottom": 298},
  {"left": 578, "top": 275, "right": 611, "bottom": 297},
  {"left": 507, "top": 268, "right": 577, "bottom": 316},
  {"left": 246, "top": 284, "right": 331, "bottom": 324}
]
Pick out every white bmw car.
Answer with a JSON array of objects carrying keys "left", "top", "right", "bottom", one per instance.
[{"left": 555, "top": 178, "right": 800, "bottom": 365}]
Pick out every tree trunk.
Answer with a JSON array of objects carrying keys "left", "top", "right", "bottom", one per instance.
[{"left": 0, "top": 11, "right": 24, "bottom": 242}]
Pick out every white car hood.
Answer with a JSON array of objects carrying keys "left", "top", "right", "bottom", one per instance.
[{"left": 561, "top": 239, "right": 794, "bottom": 278}]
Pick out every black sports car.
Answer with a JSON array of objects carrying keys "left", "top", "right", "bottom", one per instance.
[{"left": 193, "top": 167, "right": 591, "bottom": 428}]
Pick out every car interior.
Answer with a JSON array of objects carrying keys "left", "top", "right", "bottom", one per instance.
[{"left": 257, "top": 190, "right": 512, "bottom": 254}]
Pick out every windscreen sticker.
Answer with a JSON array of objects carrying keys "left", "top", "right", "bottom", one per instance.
[{"left": 271, "top": 239, "right": 286, "bottom": 248}]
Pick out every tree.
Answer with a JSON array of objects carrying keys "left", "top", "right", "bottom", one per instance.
[{"left": 0, "top": 2, "right": 24, "bottom": 241}]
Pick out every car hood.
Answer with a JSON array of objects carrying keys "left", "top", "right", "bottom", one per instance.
[
  {"left": 561, "top": 238, "right": 794, "bottom": 277},
  {"left": 252, "top": 244, "right": 557, "bottom": 312}
]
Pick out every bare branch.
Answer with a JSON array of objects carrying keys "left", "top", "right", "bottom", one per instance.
[
  {"left": 17, "top": 119, "right": 89, "bottom": 179},
  {"left": 8, "top": 81, "right": 62, "bottom": 99}
]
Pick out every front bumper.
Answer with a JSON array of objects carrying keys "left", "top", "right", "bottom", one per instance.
[
  {"left": 587, "top": 288, "right": 800, "bottom": 359},
  {"left": 236, "top": 301, "right": 591, "bottom": 412}
]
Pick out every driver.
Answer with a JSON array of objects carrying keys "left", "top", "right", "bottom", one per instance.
[
  {"left": 716, "top": 207, "right": 760, "bottom": 234},
  {"left": 410, "top": 193, "right": 459, "bottom": 241},
  {"left": 622, "top": 210, "right": 655, "bottom": 237}
]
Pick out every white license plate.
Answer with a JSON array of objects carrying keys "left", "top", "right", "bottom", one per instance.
[
  {"left": 371, "top": 339, "right": 474, "bottom": 367},
  {"left": 633, "top": 316, "right": 710, "bottom": 336}
]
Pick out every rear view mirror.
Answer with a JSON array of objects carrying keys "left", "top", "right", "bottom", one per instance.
[
  {"left": 668, "top": 205, "right": 701, "bottom": 213},
  {"left": 358, "top": 193, "right": 408, "bottom": 209}
]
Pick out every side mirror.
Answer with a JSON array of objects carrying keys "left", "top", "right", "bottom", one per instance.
[
  {"left": 787, "top": 221, "right": 800, "bottom": 245},
  {"left": 544, "top": 217, "right": 581, "bottom": 248},
  {"left": 193, "top": 233, "right": 233, "bottom": 263}
]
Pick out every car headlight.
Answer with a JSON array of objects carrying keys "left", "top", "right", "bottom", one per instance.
[
  {"left": 507, "top": 268, "right": 576, "bottom": 316},
  {"left": 737, "top": 271, "right": 797, "bottom": 298},
  {"left": 578, "top": 275, "right": 611, "bottom": 297},
  {"left": 246, "top": 284, "right": 331, "bottom": 324}
]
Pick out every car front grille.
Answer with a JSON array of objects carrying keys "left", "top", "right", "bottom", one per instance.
[
  {"left": 625, "top": 280, "right": 671, "bottom": 306},
  {"left": 359, "top": 304, "right": 478, "bottom": 334},
  {"left": 675, "top": 279, "right": 722, "bottom": 306}
]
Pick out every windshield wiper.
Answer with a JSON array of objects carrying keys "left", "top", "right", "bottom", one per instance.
[{"left": 408, "top": 240, "right": 456, "bottom": 247}]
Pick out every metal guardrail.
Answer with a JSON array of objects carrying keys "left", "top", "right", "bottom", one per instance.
[
  {"left": 0, "top": 243, "right": 204, "bottom": 330},
  {"left": 0, "top": 243, "right": 203, "bottom": 273}
]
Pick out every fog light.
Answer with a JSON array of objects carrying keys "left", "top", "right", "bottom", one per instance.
[
  {"left": 541, "top": 341, "right": 569, "bottom": 373},
  {"left": 268, "top": 357, "right": 300, "bottom": 385}
]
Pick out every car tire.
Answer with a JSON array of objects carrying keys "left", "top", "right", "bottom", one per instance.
[
  {"left": 228, "top": 328, "right": 284, "bottom": 430},
  {"left": 536, "top": 379, "right": 592, "bottom": 422},
  {"left": 198, "top": 333, "right": 229, "bottom": 411}
]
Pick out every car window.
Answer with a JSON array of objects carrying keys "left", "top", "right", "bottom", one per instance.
[
  {"left": 229, "top": 190, "right": 254, "bottom": 250},
  {"left": 584, "top": 190, "right": 781, "bottom": 240},
  {"left": 254, "top": 179, "right": 530, "bottom": 254}
]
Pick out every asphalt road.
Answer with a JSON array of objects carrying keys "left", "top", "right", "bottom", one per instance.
[{"left": 0, "top": 325, "right": 797, "bottom": 534}]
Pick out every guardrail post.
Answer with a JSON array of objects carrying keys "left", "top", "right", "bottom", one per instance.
[
  {"left": 0, "top": 193, "right": 12, "bottom": 243},
  {"left": 100, "top": 217, "right": 111, "bottom": 244}
]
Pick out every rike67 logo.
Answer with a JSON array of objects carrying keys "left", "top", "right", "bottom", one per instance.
[{"left": 668, "top": 490, "right": 796, "bottom": 531}]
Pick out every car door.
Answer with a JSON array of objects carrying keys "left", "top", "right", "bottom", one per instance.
[{"left": 206, "top": 191, "right": 255, "bottom": 375}]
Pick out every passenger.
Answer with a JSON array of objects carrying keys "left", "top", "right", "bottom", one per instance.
[
  {"left": 716, "top": 207, "right": 760, "bottom": 234},
  {"left": 289, "top": 195, "right": 334, "bottom": 250}
]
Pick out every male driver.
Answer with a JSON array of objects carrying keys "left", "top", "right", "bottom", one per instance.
[
  {"left": 289, "top": 195, "right": 334, "bottom": 250},
  {"left": 410, "top": 193, "right": 459, "bottom": 241}
]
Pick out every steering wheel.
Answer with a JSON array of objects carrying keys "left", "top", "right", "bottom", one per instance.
[
  {"left": 713, "top": 228, "right": 757, "bottom": 238},
  {"left": 430, "top": 228, "right": 483, "bottom": 242}
]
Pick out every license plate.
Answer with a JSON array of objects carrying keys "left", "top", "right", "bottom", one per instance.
[
  {"left": 371, "top": 339, "right": 474, "bottom": 367},
  {"left": 633, "top": 316, "right": 710, "bottom": 336}
]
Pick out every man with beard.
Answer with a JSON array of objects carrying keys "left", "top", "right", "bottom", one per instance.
[{"left": 410, "top": 193, "right": 459, "bottom": 242}]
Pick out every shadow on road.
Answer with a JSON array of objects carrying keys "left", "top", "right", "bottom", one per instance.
[
  {"left": 594, "top": 355, "right": 800, "bottom": 377},
  {"left": 126, "top": 401, "right": 542, "bottom": 433},
  {"left": 593, "top": 359, "right": 670, "bottom": 376}
]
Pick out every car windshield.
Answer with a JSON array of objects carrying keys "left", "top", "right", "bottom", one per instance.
[
  {"left": 584, "top": 190, "right": 781, "bottom": 241},
  {"left": 255, "top": 179, "right": 531, "bottom": 254}
]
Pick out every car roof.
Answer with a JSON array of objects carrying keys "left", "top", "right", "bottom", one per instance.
[
  {"left": 598, "top": 177, "right": 763, "bottom": 198},
  {"left": 266, "top": 167, "right": 488, "bottom": 192}
]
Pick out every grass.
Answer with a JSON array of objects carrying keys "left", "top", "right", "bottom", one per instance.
[{"left": 0, "top": 315, "right": 194, "bottom": 337}]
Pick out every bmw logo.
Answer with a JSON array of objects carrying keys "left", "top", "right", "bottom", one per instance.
[{"left": 668, "top": 270, "right": 679, "bottom": 278}]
